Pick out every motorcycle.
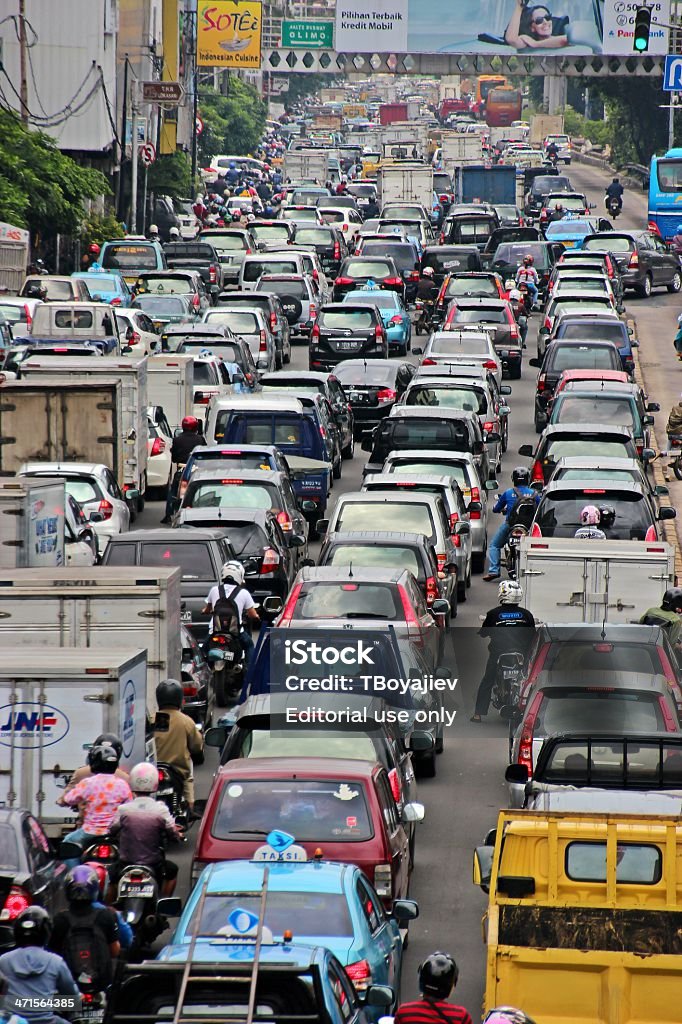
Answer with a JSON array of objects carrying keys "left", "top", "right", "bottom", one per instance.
[
  {"left": 503, "top": 497, "right": 538, "bottom": 578},
  {"left": 155, "top": 760, "right": 189, "bottom": 826},
  {"left": 663, "top": 434, "right": 682, "bottom": 481},
  {"left": 116, "top": 863, "right": 169, "bottom": 956},
  {"left": 415, "top": 299, "right": 435, "bottom": 335},
  {"left": 71, "top": 973, "right": 106, "bottom": 1024},
  {"left": 605, "top": 194, "right": 622, "bottom": 219},
  {"left": 206, "top": 628, "right": 244, "bottom": 707},
  {"left": 491, "top": 651, "right": 525, "bottom": 714}
]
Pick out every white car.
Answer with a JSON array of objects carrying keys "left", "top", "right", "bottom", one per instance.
[
  {"left": 18, "top": 462, "right": 130, "bottom": 548},
  {"left": 64, "top": 493, "right": 99, "bottom": 566},
  {"left": 543, "top": 134, "right": 572, "bottom": 164},
  {"left": 147, "top": 406, "right": 174, "bottom": 499},
  {"left": 316, "top": 206, "right": 364, "bottom": 244},
  {"left": 0, "top": 296, "right": 44, "bottom": 332},
  {"left": 115, "top": 309, "right": 161, "bottom": 356}
]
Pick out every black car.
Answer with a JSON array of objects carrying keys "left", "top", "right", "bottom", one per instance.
[
  {"left": 531, "top": 480, "right": 675, "bottom": 540},
  {"left": 582, "top": 230, "right": 682, "bottom": 298},
  {"left": 356, "top": 240, "right": 421, "bottom": 301},
  {"left": 490, "top": 240, "right": 565, "bottom": 299},
  {"left": 530, "top": 338, "right": 623, "bottom": 432},
  {"left": 480, "top": 226, "right": 542, "bottom": 268},
  {"left": 215, "top": 290, "right": 291, "bottom": 368},
  {"left": 310, "top": 302, "right": 387, "bottom": 370},
  {"left": 420, "top": 245, "right": 482, "bottom": 287},
  {"left": 259, "top": 369, "right": 355, "bottom": 459},
  {"left": 441, "top": 212, "right": 499, "bottom": 251},
  {"left": 291, "top": 225, "right": 348, "bottom": 279},
  {"left": 525, "top": 174, "right": 573, "bottom": 218},
  {"left": 334, "top": 358, "right": 415, "bottom": 435},
  {"left": 361, "top": 407, "right": 496, "bottom": 477},
  {"left": 0, "top": 810, "right": 65, "bottom": 950},
  {"left": 163, "top": 241, "right": 225, "bottom": 303},
  {"left": 332, "top": 256, "right": 405, "bottom": 301},
  {"left": 518, "top": 423, "right": 643, "bottom": 485}
]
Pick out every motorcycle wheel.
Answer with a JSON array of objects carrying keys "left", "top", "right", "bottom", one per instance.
[
  {"left": 213, "top": 669, "right": 228, "bottom": 708},
  {"left": 674, "top": 458, "right": 682, "bottom": 481}
]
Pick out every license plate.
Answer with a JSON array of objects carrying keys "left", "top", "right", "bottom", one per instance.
[
  {"left": 335, "top": 341, "right": 360, "bottom": 351},
  {"left": 181, "top": 610, "right": 192, "bottom": 622},
  {"left": 222, "top": 650, "right": 235, "bottom": 661},
  {"left": 119, "top": 883, "right": 154, "bottom": 897},
  {"left": 349, "top": 391, "right": 367, "bottom": 402}
]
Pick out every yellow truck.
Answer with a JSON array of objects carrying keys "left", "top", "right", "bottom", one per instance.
[{"left": 473, "top": 810, "right": 682, "bottom": 1023}]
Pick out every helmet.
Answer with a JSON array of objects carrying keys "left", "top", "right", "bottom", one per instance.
[
  {"left": 83, "top": 861, "right": 107, "bottom": 899},
  {"left": 598, "top": 504, "right": 616, "bottom": 528},
  {"left": 418, "top": 952, "right": 458, "bottom": 999},
  {"left": 94, "top": 733, "right": 123, "bottom": 759},
  {"left": 512, "top": 466, "right": 530, "bottom": 486},
  {"left": 661, "top": 587, "right": 682, "bottom": 612},
  {"left": 149, "top": 224, "right": 159, "bottom": 234},
  {"left": 181, "top": 415, "right": 199, "bottom": 432},
  {"left": 498, "top": 580, "right": 523, "bottom": 605},
  {"left": 247, "top": 214, "right": 256, "bottom": 223},
  {"left": 484, "top": 1010, "right": 537, "bottom": 1024},
  {"left": 88, "top": 743, "right": 119, "bottom": 774},
  {"left": 580, "top": 505, "right": 601, "bottom": 526},
  {"left": 422, "top": 266, "right": 434, "bottom": 277},
  {"left": 65, "top": 865, "right": 100, "bottom": 904},
  {"left": 523, "top": 254, "right": 534, "bottom": 265},
  {"left": 221, "top": 559, "right": 245, "bottom": 586},
  {"left": 88, "top": 243, "right": 101, "bottom": 255},
  {"left": 169, "top": 226, "right": 180, "bottom": 239},
  {"left": 14, "top": 907, "right": 51, "bottom": 948},
  {"left": 130, "top": 762, "right": 160, "bottom": 794},
  {"left": 156, "top": 677, "right": 184, "bottom": 709},
  {"left": 232, "top": 211, "right": 242, "bottom": 221},
  {"left": 240, "top": 206, "right": 250, "bottom": 214}
]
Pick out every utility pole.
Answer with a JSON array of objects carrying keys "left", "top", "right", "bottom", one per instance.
[
  {"left": 189, "top": 11, "right": 198, "bottom": 199},
  {"left": 18, "top": 0, "right": 29, "bottom": 123},
  {"left": 131, "top": 80, "right": 139, "bottom": 234},
  {"left": 116, "top": 56, "right": 129, "bottom": 221}
]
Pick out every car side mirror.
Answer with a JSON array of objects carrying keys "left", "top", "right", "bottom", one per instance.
[
  {"left": 122, "top": 345, "right": 133, "bottom": 354},
  {"left": 454, "top": 521, "right": 471, "bottom": 536},
  {"left": 402, "top": 801, "right": 425, "bottom": 824},
  {"left": 500, "top": 385, "right": 512, "bottom": 395},
  {"left": 499, "top": 405, "right": 511, "bottom": 416},
  {"left": 204, "top": 725, "right": 228, "bottom": 749},
  {"left": 656, "top": 484, "right": 670, "bottom": 496},
  {"left": 363, "top": 986, "right": 394, "bottom": 1009},
  {"left": 157, "top": 897, "right": 182, "bottom": 917},
  {"left": 643, "top": 414, "right": 654, "bottom": 426},
  {"left": 87, "top": 511, "right": 106, "bottom": 524},
  {"left": 505, "top": 763, "right": 530, "bottom": 784},
  {"left": 647, "top": 402, "right": 661, "bottom": 413},
  {"left": 412, "top": 346, "right": 423, "bottom": 355},
  {"left": 468, "top": 501, "right": 482, "bottom": 513},
  {"left": 361, "top": 435, "right": 374, "bottom": 452},
  {"left": 485, "top": 479, "right": 498, "bottom": 491},
  {"left": 409, "top": 730, "right": 435, "bottom": 752},
  {"left": 484, "top": 431, "right": 501, "bottom": 444},
  {"left": 262, "top": 596, "right": 284, "bottom": 616},
  {"left": 473, "top": 845, "right": 494, "bottom": 893},
  {"left": 316, "top": 518, "right": 329, "bottom": 535},
  {"left": 659, "top": 506, "right": 677, "bottom": 520},
  {"left": 431, "top": 598, "right": 451, "bottom": 615},
  {"left": 193, "top": 798, "right": 207, "bottom": 816},
  {"left": 391, "top": 899, "right": 419, "bottom": 923},
  {"left": 518, "top": 444, "right": 534, "bottom": 457},
  {"left": 528, "top": 357, "right": 541, "bottom": 367},
  {"left": 642, "top": 448, "right": 656, "bottom": 462}
]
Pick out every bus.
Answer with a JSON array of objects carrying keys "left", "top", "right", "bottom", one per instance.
[
  {"left": 476, "top": 75, "right": 507, "bottom": 106},
  {"left": 648, "top": 148, "right": 682, "bottom": 241},
  {"left": 485, "top": 88, "right": 523, "bottom": 128}
]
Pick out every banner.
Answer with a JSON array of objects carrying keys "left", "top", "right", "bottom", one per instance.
[
  {"left": 335, "top": 0, "right": 670, "bottom": 57},
  {"left": 197, "top": 0, "right": 262, "bottom": 67}
]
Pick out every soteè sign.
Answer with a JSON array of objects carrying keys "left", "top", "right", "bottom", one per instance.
[{"left": 197, "top": 1, "right": 262, "bottom": 67}]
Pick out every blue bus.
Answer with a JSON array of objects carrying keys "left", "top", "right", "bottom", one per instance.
[{"left": 648, "top": 148, "right": 682, "bottom": 241}]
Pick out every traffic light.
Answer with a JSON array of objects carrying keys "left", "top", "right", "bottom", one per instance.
[{"left": 633, "top": 5, "right": 652, "bottom": 51}]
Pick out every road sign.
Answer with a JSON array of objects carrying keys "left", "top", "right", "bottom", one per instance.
[
  {"left": 664, "top": 55, "right": 682, "bottom": 91},
  {"left": 282, "top": 19, "right": 333, "bottom": 49},
  {"left": 196, "top": 116, "right": 204, "bottom": 136},
  {"left": 140, "top": 142, "right": 156, "bottom": 167},
  {"left": 141, "top": 81, "right": 182, "bottom": 103}
]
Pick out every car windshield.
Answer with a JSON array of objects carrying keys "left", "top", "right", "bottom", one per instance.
[
  {"left": 237, "top": 728, "right": 378, "bottom": 762},
  {"left": 547, "top": 221, "right": 593, "bottom": 237},
  {"left": 80, "top": 277, "right": 118, "bottom": 294},
  {"left": 545, "top": 439, "right": 632, "bottom": 462},
  {"left": 250, "top": 226, "right": 290, "bottom": 243},
  {"left": 201, "top": 233, "right": 248, "bottom": 251},
  {"left": 63, "top": 478, "right": 100, "bottom": 503},
  {"left": 535, "top": 491, "right": 651, "bottom": 538},
  {"left": 449, "top": 221, "right": 493, "bottom": 243},
  {"left": 102, "top": 244, "right": 158, "bottom": 270},
  {"left": 294, "top": 583, "right": 401, "bottom": 620},
  {"left": 337, "top": 501, "right": 434, "bottom": 540},
  {"left": 211, "top": 778, "right": 372, "bottom": 840},
  {"left": 543, "top": 641, "right": 662, "bottom": 676},
  {"left": 552, "top": 302, "right": 611, "bottom": 320},
  {"left": 452, "top": 308, "right": 507, "bottom": 325},
  {"left": 0, "top": 826, "right": 20, "bottom": 870},
  {"left": 0, "top": 304, "right": 27, "bottom": 323},
  {"left": 536, "top": 688, "right": 664, "bottom": 734},
  {"left": 553, "top": 396, "right": 636, "bottom": 427},
  {"left": 135, "top": 296, "right": 187, "bottom": 315},
  {"left": 256, "top": 279, "right": 309, "bottom": 300},
  {"left": 294, "top": 229, "right": 334, "bottom": 245},
  {"left": 430, "top": 335, "right": 490, "bottom": 354},
  {"left": 388, "top": 459, "right": 470, "bottom": 490},
  {"left": 347, "top": 185, "right": 376, "bottom": 197},
  {"left": 186, "top": 891, "right": 353, "bottom": 939},
  {"left": 558, "top": 323, "right": 624, "bottom": 345},
  {"left": 550, "top": 346, "right": 620, "bottom": 371},
  {"left": 557, "top": 468, "right": 640, "bottom": 485},
  {"left": 184, "top": 482, "right": 276, "bottom": 510},
  {"left": 107, "top": 541, "right": 214, "bottom": 579},
  {"left": 423, "top": 251, "right": 479, "bottom": 273},
  {"left": 350, "top": 293, "right": 399, "bottom": 311},
  {"left": 319, "top": 311, "right": 374, "bottom": 329},
  {"left": 446, "top": 278, "right": 498, "bottom": 298},
  {"left": 405, "top": 386, "right": 485, "bottom": 413},
  {"left": 345, "top": 260, "right": 392, "bottom": 278},
  {"left": 282, "top": 208, "right": 319, "bottom": 221},
  {"left": 335, "top": 364, "right": 396, "bottom": 386},
  {"left": 583, "top": 236, "right": 633, "bottom": 253},
  {"left": 220, "top": 523, "right": 268, "bottom": 556},
  {"left": 361, "top": 244, "right": 416, "bottom": 269},
  {"left": 495, "top": 244, "right": 550, "bottom": 269},
  {"left": 206, "top": 311, "right": 260, "bottom": 334},
  {"left": 327, "top": 544, "right": 421, "bottom": 577}
]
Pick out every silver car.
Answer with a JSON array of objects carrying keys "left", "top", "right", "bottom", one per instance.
[{"left": 202, "top": 307, "right": 276, "bottom": 372}]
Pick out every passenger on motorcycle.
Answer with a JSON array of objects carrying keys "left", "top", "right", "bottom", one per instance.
[
  {"left": 483, "top": 467, "right": 539, "bottom": 581},
  {"left": 108, "top": 763, "right": 183, "bottom": 897},
  {"left": 514, "top": 255, "right": 539, "bottom": 308},
  {"left": 65, "top": 732, "right": 130, "bottom": 792},
  {"left": 574, "top": 504, "right": 606, "bottom": 540},
  {"left": 49, "top": 867, "right": 119, "bottom": 995},
  {"left": 416, "top": 265, "right": 438, "bottom": 302},
  {"left": 161, "top": 415, "right": 207, "bottom": 524},
  {"left": 605, "top": 177, "right": 624, "bottom": 211},
  {"left": 0, "top": 908, "right": 79, "bottom": 1024},
  {"left": 152, "top": 679, "right": 204, "bottom": 812},
  {"left": 507, "top": 285, "right": 528, "bottom": 345},
  {"left": 394, "top": 952, "right": 472, "bottom": 1024},
  {"left": 58, "top": 745, "right": 132, "bottom": 867},
  {"left": 483, "top": 1010, "right": 536, "bottom": 1024},
  {"left": 471, "top": 580, "right": 536, "bottom": 722},
  {"left": 202, "top": 559, "right": 260, "bottom": 666},
  {"left": 81, "top": 861, "right": 133, "bottom": 950},
  {"left": 639, "top": 587, "right": 682, "bottom": 647}
]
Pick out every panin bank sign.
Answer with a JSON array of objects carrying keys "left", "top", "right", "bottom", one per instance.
[{"left": 664, "top": 56, "right": 682, "bottom": 91}]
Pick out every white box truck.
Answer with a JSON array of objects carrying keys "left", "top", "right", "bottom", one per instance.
[
  {"left": 282, "top": 150, "right": 329, "bottom": 184},
  {"left": 21, "top": 356, "right": 149, "bottom": 503},
  {"left": 0, "top": 567, "right": 182, "bottom": 714},
  {"left": 0, "top": 477, "right": 65, "bottom": 568},
  {"left": 440, "top": 132, "right": 483, "bottom": 168},
  {"left": 147, "top": 354, "right": 195, "bottom": 431},
  {"left": 517, "top": 537, "right": 675, "bottom": 624},
  {"left": 379, "top": 164, "right": 435, "bottom": 206},
  {"left": 0, "top": 648, "right": 149, "bottom": 836}
]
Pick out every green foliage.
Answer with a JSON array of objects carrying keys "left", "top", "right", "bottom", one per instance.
[
  {"left": 147, "top": 151, "right": 192, "bottom": 199},
  {"left": 78, "top": 211, "right": 125, "bottom": 249},
  {"left": 562, "top": 105, "right": 611, "bottom": 149},
  {"left": 0, "top": 108, "right": 110, "bottom": 237},
  {"left": 198, "top": 80, "right": 267, "bottom": 163},
  {"left": 283, "top": 73, "right": 339, "bottom": 105},
  {"left": 569, "top": 79, "right": 668, "bottom": 166}
]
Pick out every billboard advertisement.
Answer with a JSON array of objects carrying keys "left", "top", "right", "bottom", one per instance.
[
  {"left": 335, "top": 0, "right": 670, "bottom": 56},
  {"left": 197, "top": 1, "right": 262, "bottom": 67}
]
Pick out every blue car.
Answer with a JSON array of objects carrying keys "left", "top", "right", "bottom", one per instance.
[
  {"left": 158, "top": 859, "right": 418, "bottom": 1014},
  {"left": 71, "top": 270, "right": 134, "bottom": 306},
  {"left": 343, "top": 287, "right": 412, "bottom": 356},
  {"left": 545, "top": 216, "right": 601, "bottom": 249}
]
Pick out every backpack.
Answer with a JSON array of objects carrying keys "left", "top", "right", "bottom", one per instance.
[
  {"left": 213, "top": 583, "right": 243, "bottom": 637},
  {"left": 62, "top": 908, "right": 112, "bottom": 988}
]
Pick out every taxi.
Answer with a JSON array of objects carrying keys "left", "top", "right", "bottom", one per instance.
[{"left": 544, "top": 215, "right": 601, "bottom": 249}]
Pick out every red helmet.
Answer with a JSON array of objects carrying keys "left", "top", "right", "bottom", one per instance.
[
  {"left": 83, "top": 861, "right": 107, "bottom": 898},
  {"left": 88, "top": 243, "right": 101, "bottom": 256},
  {"left": 182, "top": 416, "right": 199, "bottom": 432}
]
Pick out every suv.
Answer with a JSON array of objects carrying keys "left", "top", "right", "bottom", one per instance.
[
  {"left": 441, "top": 212, "right": 499, "bottom": 251},
  {"left": 197, "top": 227, "right": 257, "bottom": 289},
  {"left": 163, "top": 241, "right": 225, "bottom": 303},
  {"left": 531, "top": 339, "right": 624, "bottom": 432},
  {"left": 310, "top": 303, "right": 387, "bottom": 370},
  {"left": 489, "top": 241, "right": 564, "bottom": 299},
  {"left": 254, "top": 274, "right": 319, "bottom": 343},
  {"left": 548, "top": 381, "right": 659, "bottom": 453},
  {"left": 524, "top": 174, "right": 572, "bottom": 218},
  {"left": 332, "top": 256, "right": 405, "bottom": 302},
  {"left": 582, "top": 230, "right": 682, "bottom": 298},
  {"left": 238, "top": 252, "right": 310, "bottom": 291},
  {"left": 215, "top": 291, "right": 291, "bottom": 368},
  {"left": 518, "top": 424, "right": 645, "bottom": 486},
  {"left": 530, "top": 479, "right": 674, "bottom": 541},
  {"left": 259, "top": 370, "right": 354, "bottom": 459}
]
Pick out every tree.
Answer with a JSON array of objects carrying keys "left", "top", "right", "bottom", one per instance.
[
  {"left": 283, "top": 72, "right": 340, "bottom": 106},
  {"left": 198, "top": 80, "right": 267, "bottom": 164},
  {"left": 0, "top": 109, "right": 110, "bottom": 237},
  {"left": 147, "top": 152, "right": 192, "bottom": 200}
]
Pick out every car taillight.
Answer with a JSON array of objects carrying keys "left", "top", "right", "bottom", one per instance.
[
  {"left": 3, "top": 886, "right": 32, "bottom": 920},
  {"left": 399, "top": 584, "right": 423, "bottom": 642},
  {"left": 483, "top": 421, "right": 495, "bottom": 433},
  {"left": 388, "top": 767, "right": 402, "bottom": 803},
  {"left": 24, "top": 304, "right": 32, "bottom": 328},
  {"left": 408, "top": 271, "right": 420, "bottom": 281},
  {"left": 98, "top": 499, "right": 114, "bottom": 520},
  {"left": 194, "top": 392, "right": 210, "bottom": 405},
  {"left": 183, "top": 681, "right": 198, "bottom": 697},
  {"left": 421, "top": 358, "right": 436, "bottom": 366},
  {"left": 260, "top": 547, "right": 280, "bottom": 573},
  {"left": 335, "top": 276, "right": 353, "bottom": 286},
  {"left": 628, "top": 251, "right": 639, "bottom": 269},
  {"left": 150, "top": 437, "right": 165, "bottom": 456},
  {"left": 279, "top": 581, "right": 302, "bottom": 625},
  {"left": 178, "top": 478, "right": 188, "bottom": 499},
  {"left": 309, "top": 302, "right": 317, "bottom": 320},
  {"left": 259, "top": 329, "right": 267, "bottom": 352},
  {"left": 209, "top": 265, "right": 217, "bottom": 283},
  {"left": 376, "top": 388, "right": 396, "bottom": 402},
  {"left": 530, "top": 459, "right": 544, "bottom": 484},
  {"left": 645, "top": 524, "right": 657, "bottom": 541},
  {"left": 110, "top": 297, "right": 122, "bottom": 306},
  {"left": 346, "top": 960, "right": 373, "bottom": 991},
  {"left": 449, "top": 512, "right": 459, "bottom": 532},
  {"left": 530, "top": 521, "right": 542, "bottom": 537},
  {"left": 510, "top": 326, "right": 519, "bottom": 340},
  {"left": 192, "top": 294, "right": 200, "bottom": 310},
  {"left": 483, "top": 360, "right": 497, "bottom": 370},
  {"left": 128, "top": 330, "right": 141, "bottom": 344},
  {"left": 659, "top": 695, "right": 678, "bottom": 731},
  {"left": 469, "top": 485, "right": 481, "bottom": 519},
  {"left": 425, "top": 575, "right": 438, "bottom": 605},
  {"left": 311, "top": 323, "right": 320, "bottom": 342},
  {"left": 333, "top": 240, "right": 341, "bottom": 259},
  {"left": 543, "top": 315, "right": 552, "bottom": 331},
  {"left": 276, "top": 510, "right": 293, "bottom": 533},
  {"left": 537, "top": 374, "right": 546, "bottom": 392},
  {"left": 518, "top": 692, "right": 542, "bottom": 772},
  {"left": 375, "top": 323, "right": 385, "bottom": 342},
  {"left": 383, "top": 277, "right": 403, "bottom": 286},
  {"left": 270, "top": 312, "right": 277, "bottom": 331},
  {"left": 374, "top": 863, "right": 392, "bottom": 897}
]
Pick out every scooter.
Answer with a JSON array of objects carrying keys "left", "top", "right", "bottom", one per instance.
[
  {"left": 503, "top": 497, "right": 538, "bottom": 578},
  {"left": 605, "top": 194, "right": 622, "bottom": 219},
  {"left": 414, "top": 299, "right": 434, "bottom": 335},
  {"left": 155, "top": 760, "right": 189, "bottom": 826},
  {"left": 116, "top": 864, "right": 169, "bottom": 957},
  {"left": 71, "top": 973, "right": 106, "bottom": 1024},
  {"left": 491, "top": 651, "right": 525, "bottom": 713},
  {"left": 206, "top": 628, "right": 244, "bottom": 707}
]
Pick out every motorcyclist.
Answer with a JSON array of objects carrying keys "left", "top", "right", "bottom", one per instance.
[
  {"left": 152, "top": 679, "right": 204, "bottom": 812},
  {"left": 605, "top": 177, "right": 624, "bottom": 212},
  {"left": 507, "top": 283, "right": 528, "bottom": 345},
  {"left": 364, "top": 196, "right": 380, "bottom": 219},
  {"left": 0, "top": 908, "right": 78, "bottom": 1024},
  {"left": 416, "top": 265, "right": 438, "bottom": 302},
  {"left": 545, "top": 141, "right": 559, "bottom": 165},
  {"left": 80, "top": 243, "right": 101, "bottom": 272},
  {"left": 639, "top": 587, "right": 682, "bottom": 647},
  {"left": 574, "top": 504, "right": 606, "bottom": 540},
  {"left": 65, "top": 733, "right": 130, "bottom": 792},
  {"left": 58, "top": 744, "right": 132, "bottom": 866},
  {"left": 202, "top": 559, "right": 260, "bottom": 666},
  {"left": 108, "top": 763, "right": 184, "bottom": 897},
  {"left": 23, "top": 280, "right": 48, "bottom": 301},
  {"left": 394, "top": 951, "right": 472, "bottom": 1024},
  {"left": 0, "top": 975, "right": 29, "bottom": 1024},
  {"left": 81, "top": 861, "right": 133, "bottom": 950},
  {"left": 161, "top": 415, "right": 207, "bottom": 524},
  {"left": 483, "top": 467, "right": 539, "bottom": 581},
  {"left": 471, "top": 580, "right": 536, "bottom": 722},
  {"left": 483, "top": 1010, "right": 537, "bottom": 1024},
  {"left": 515, "top": 255, "right": 539, "bottom": 308},
  {"left": 168, "top": 226, "right": 180, "bottom": 241},
  {"left": 148, "top": 224, "right": 160, "bottom": 242},
  {"left": 548, "top": 202, "right": 564, "bottom": 223},
  {"left": 49, "top": 867, "right": 120, "bottom": 994}
]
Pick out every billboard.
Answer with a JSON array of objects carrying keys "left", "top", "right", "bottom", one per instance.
[
  {"left": 197, "top": 1, "right": 262, "bottom": 67},
  {"left": 335, "top": 0, "right": 670, "bottom": 56}
]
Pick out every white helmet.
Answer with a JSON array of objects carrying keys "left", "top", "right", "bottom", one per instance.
[
  {"left": 149, "top": 224, "right": 159, "bottom": 235},
  {"left": 169, "top": 226, "right": 180, "bottom": 239},
  {"left": 221, "top": 560, "right": 245, "bottom": 586},
  {"left": 422, "top": 266, "right": 434, "bottom": 277},
  {"left": 129, "top": 762, "right": 159, "bottom": 794},
  {"left": 498, "top": 580, "right": 523, "bottom": 605}
]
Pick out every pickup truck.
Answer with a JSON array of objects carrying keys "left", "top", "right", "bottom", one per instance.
[
  {"left": 162, "top": 240, "right": 224, "bottom": 303},
  {"left": 15, "top": 301, "right": 122, "bottom": 354}
]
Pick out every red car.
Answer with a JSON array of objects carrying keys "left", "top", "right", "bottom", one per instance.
[{"left": 192, "top": 757, "right": 424, "bottom": 906}]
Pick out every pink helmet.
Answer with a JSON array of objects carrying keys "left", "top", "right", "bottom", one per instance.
[
  {"left": 484, "top": 1010, "right": 536, "bottom": 1024},
  {"left": 580, "top": 505, "right": 601, "bottom": 526}
]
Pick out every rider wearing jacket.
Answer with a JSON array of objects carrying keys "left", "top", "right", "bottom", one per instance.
[
  {"left": 483, "top": 467, "right": 539, "bottom": 581},
  {"left": 394, "top": 952, "right": 472, "bottom": 1024},
  {"left": 0, "top": 908, "right": 78, "bottom": 1024},
  {"left": 471, "top": 580, "right": 536, "bottom": 722},
  {"left": 605, "top": 177, "right": 624, "bottom": 210},
  {"left": 152, "top": 679, "right": 204, "bottom": 810},
  {"left": 161, "top": 416, "right": 207, "bottom": 524},
  {"left": 416, "top": 266, "right": 438, "bottom": 302},
  {"left": 515, "top": 255, "right": 539, "bottom": 306},
  {"left": 58, "top": 745, "right": 132, "bottom": 866},
  {"left": 49, "top": 867, "right": 120, "bottom": 991}
]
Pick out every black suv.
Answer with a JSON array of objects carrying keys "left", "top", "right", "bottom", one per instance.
[
  {"left": 582, "top": 230, "right": 682, "bottom": 298},
  {"left": 530, "top": 338, "right": 623, "bottom": 432},
  {"left": 332, "top": 256, "right": 405, "bottom": 301},
  {"left": 310, "top": 303, "right": 387, "bottom": 370},
  {"left": 525, "top": 174, "right": 572, "bottom": 218}
]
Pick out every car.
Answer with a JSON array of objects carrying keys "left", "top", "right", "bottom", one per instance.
[
  {"left": 0, "top": 296, "right": 43, "bottom": 332},
  {"left": 72, "top": 270, "right": 134, "bottom": 307},
  {"left": 413, "top": 329, "right": 501, "bottom": 387},
  {"left": 0, "top": 809, "right": 66, "bottom": 950},
  {"left": 162, "top": 240, "right": 226, "bottom": 303},
  {"left": 254, "top": 273, "right": 319, "bottom": 344},
  {"left": 341, "top": 288, "right": 411, "bottom": 357},
  {"left": 292, "top": 225, "right": 349, "bottom": 279},
  {"left": 442, "top": 298, "right": 522, "bottom": 378},
  {"left": 551, "top": 367, "right": 631, "bottom": 400},
  {"left": 172, "top": 326, "right": 259, "bottom": 387},
  {"left": 216, "top": 290, "right": 291, "bottom": 368},
  {"left": 114, "top": 308, "right": 161, "bottom": 356},
  {"left": 544, "top": 217, "right": 603, "bottom": 249},
  {"left": 20, "top": 275, "right": 92, "bottom": 302},
  {"left": 435, "top": 273, "right": 507, "bottom": 316},
  {"left": 248, "top": 220, "right": 295, "bottom": 250},
  {"left": 279, "top": 205, "right": 325, "bottom": 225},
  {"left": 202, "top": 306, "right": 277, "bottom": 372},
  {"left": 164, "top": 858, "right": 417, "bottom": 1007},
  {"left": 309, "top": 303, "right": 388, "bottom": 371},
  {"left": 441, "top": 211, "right": 499, "bottom": 251},
  {"left": 332, "top": 256, "right": 405, "bottom": 302},
  {"left": 479, "top": 227, "right": 543, "bottom": 268},
  {"left": 146, "top": 406, "right": 173, "bottom": 498},
  {"left": 530, "top": 338, "right": 625, "bottom": 432},
  {"left": 530, "top": 479, "right": 675, "bottom": 541},
  {"left": 546, "top": 455, "right": 668, "bottom": 506},
  {"left": 334, "top": 359, "right": 415, "bottom": 435},
  {"left": 540, "top": 192, "right": 590, "bottom": 221},
  {"left": 582, "top": 230, "right": 682, "bottom": 298},
  {"left": 547, "top": 382, "right": 659, "bottom": 455},
  {"left": 354, "top": 240, "right": 421, "bottom": 302},
  {"left": 538, "top": 292, "right": 618, "bottom": 359},
  {"left": 191, "top": 756, "right": 423, "bottom": 905},
  {"left": 556, "top": 248, "right": 625, "bottom": 299},
  {"left": 239, "top": 252, "right": 312, "bottom": 292},
  {"left": 548, "top": 273, "right": 617, "bottom": 308},
  {"left": 197, "top": 227, "right": 257, "bottom": 289},
  {"left": 259, "top": 370, "right": 354, "bottom": 459},
  {"left": 552, "top": 314, "right": 638, "bottom": 377},
  {"left": 175, "top": 443, "right": 291, "bottom": 508},
  {"left": 102, "top": 526, "right": 238, "bottom": 640},
  {"left": 99, "top": 238, "right": 168, "bottom": 285},
  {"left": 132, "top": 292, "right": 197, "bottom": 331},
  {"left": 134, "top": 269, "right": 211, "bottom": 314},
  {"left": 489, "top": 240, "right": 564, "bottom": 298},
  {"left": 518, "top": 423, "right": 645, "bottom": 486},
  {"left": 267, "top": 388, "right": 343, "bottom": 479},
  {"left": 318, "top": 206, "right": 364, "bottom": 243},
  {"left": 525, "top": 174, "right": 573, "bottom": 218},
  {"left": 261, "top": 245, "right": 330, "bottom": 305},
  {"left": 18, "top": 461, "right": 130, "bottom": 547}
]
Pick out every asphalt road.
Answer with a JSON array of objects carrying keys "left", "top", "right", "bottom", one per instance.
[{"left": 135, "top": 159, "right": 682, "bottom": 1019}]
